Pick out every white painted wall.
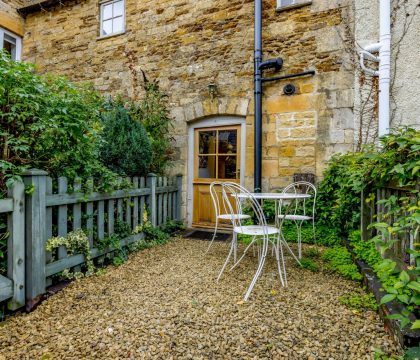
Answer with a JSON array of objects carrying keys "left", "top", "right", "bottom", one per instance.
[{"left": 354, "top": 0, "right": 420, "bottom": 135}]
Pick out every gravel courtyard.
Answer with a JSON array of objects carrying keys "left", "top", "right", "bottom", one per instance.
[{"left": 0, "top": 238, "right": 400, "bottom": 359}]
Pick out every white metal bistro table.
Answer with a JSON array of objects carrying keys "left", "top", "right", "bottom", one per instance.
[
  {"left": 235, "top": 192, "right": 310, "bottom": 200},
  {"left": 233, "top": 191, "right": 312, "bottom": 286}
]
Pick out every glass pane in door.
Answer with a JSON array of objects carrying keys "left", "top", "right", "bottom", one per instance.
[
  {"left": 218, "top": 155, "right": 237, "bottom": 179},
  {"left": 198, "top": 155, "right": 216, "bottom": 178},
  {"left": 199, "top": 131, "right": 216, "bottom": 154},
  {"left": 218, "top": 129, "right": 237, "bottom": 154}
]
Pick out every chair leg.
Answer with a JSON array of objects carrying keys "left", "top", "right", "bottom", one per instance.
[
  {"left": 274, "top": 234, "right": 285, "bottom": 287},
  {"left": 297, "top": 221, "right": 303, "bottom": 259},
  {"left": 206, "top": 218, "right": 219, "bottom": 254},
  {"left": 280, "top": 230, "right": 302, "bottom": 266},
  {"left": 244, "top": 235, "right": 269, "bottom": 301},
  {"left": 230, "top": 235, "right": 256, "bottom": 271},
  {"left": 278, "top": 239, "right": 288, "bottom": 287},
  {"left": 312, "top": 219, "right": 316, "bottom": 244},
  {"left": 217, "top": 236, "right": 235, "bottom": 282},
  {"left": 233, "top": 232, "right": 237, "bottom": 263}
]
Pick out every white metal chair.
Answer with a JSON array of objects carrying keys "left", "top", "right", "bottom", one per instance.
[
  {"left": 206, "top": 181, "right": 251, "bottom": 254},
  {"left": 217, "top": 182, "right": 287, "bottom": 301},
  {"left": 277, "top": 181, "right": 317, "bottom": 259}
]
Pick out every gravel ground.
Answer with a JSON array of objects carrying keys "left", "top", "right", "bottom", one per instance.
[{"left": 0, "top": 238, "right": 401, "bottom": 359}]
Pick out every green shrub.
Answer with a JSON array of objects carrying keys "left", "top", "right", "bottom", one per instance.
[
  {"left": 322, "top": 246, "right": 362, "bottom": 281},
  {"left": 281, "top": 223, "right": 341, "bottom": 247},
  {"left": 126, "top": 83, "right": 174, "bottom": 174},
  {"left": 0, "top": 50, "right": 117, "bottom": 191},
  {"left": 348, "top": 230, "right": 382, "bottom": 268},
  {"left": 339, "top": 291, "right": 378, "bottom": 311},
  {"left": 303, "top": 247, "right": 321, "bottom": 259},
  {"left": 298, "top": 257, "right": 319, "bottom": 272},
  {"left": 99, "top": 105, "right": 152, "bottom": 176}
]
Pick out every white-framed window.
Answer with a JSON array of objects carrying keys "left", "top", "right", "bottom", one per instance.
[
  {"left": 277, "top": 0, "right": 312, "bottom": 10},
  {"left": 0, "top": 27, "right": 22, "bottom": 61},
  {"left": 100, "top": 0, "right": 125, "bottom": 37}
]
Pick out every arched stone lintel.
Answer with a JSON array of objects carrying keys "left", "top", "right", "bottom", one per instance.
[{"left": 170, "top": 97, "right": 250, "bottom": 123}]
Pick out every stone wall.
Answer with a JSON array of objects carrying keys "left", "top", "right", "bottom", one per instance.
[
  {"left": 17, "top": 0, "right": 354, "bottom": 222},
  {"left": 0, "top": 0, "right": 25, "bottom": 35}
]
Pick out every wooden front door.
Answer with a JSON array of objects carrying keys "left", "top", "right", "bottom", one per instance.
[{"left": 192, "top": 125, "right": 241, "bottom": 228}]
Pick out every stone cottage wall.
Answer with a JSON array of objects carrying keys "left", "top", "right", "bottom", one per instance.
[
  {"left": 0, "top": 0, "right": 25, "bottom": 35},
  {"left": 18, "top": 0, "right": 354, "bottom": 219}
]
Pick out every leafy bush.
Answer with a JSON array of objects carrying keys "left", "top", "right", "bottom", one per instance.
[
  {"left": 0, "top": 50, "right": 115, "bottom": 191},
  {"left": 348, "top": 230, "right": 382, "bottom": 268},
  {"left": 339, "top": 291, "right": 378, "bottom": 311},
  {"left": 126, "top": 83, "right": 174, "bottom": 174},
  {"left": 298, "top": 257, "right": 319, "bottom": 272},
  {"left": 281, "top": 223, "right": 341, "bottom": 247},
  {"left": 99, "top": 105, "right": 152, "bottom": 176},
  {"left": 322, "top": 246, "right": 362, "bottom": 281}
]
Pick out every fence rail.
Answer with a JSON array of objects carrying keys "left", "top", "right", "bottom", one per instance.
[
  {"left": 361, "top": 184, "right": 420, "bottom": 266},
  {"left": 0, "top": 169, "right": 182, "bottom": 311}
]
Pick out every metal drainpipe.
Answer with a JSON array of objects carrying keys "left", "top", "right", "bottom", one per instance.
[{"left": 254, "top": 0, "right": 263, "bottom": 193}]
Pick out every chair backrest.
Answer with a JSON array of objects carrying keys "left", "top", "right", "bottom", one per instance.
[
  {"left": 281, "top": 181, "right": 317, "bottom": 217},
  {"left": 210, "top": 181, "right": 223, "bottom": 218},
  {"left": 220, "top": 182, "right": 270, "bottom": 236}
]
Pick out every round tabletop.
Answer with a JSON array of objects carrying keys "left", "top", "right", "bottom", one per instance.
[{"left": 234, "top": 192, "right": 311, "bottom": 200}]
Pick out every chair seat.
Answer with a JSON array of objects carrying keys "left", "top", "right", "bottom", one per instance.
[
  {"left": 233, "top": 225, "right": 279, "bottom": 236},
  {"left": 277, "top": 214, "right": 313, "bottom": 221},
  {"left": 218, "top": 214, "right": 251, "bottom": 220}
]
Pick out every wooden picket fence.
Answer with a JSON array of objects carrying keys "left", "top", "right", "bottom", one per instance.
[
  {"left": 361, "top": 183, "right": 420, "bottom": 266},
  {"left": 0, "top": 169, "right": 182, "bottom": 311}
]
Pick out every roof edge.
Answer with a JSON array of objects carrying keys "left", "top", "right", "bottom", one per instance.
[{"left": 18, "top": 0, "right": 72, "bottom": 16}]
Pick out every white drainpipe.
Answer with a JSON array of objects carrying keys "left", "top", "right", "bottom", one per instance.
[{"left": 359, "top": 0, "right": 391, "bottom": 138}]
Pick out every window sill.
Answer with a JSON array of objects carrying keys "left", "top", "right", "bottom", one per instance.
[
  {"left": 276, "top": 1, "right": 312, "bottom": 12},
  {"left": 96, "top": 31, "right": 126, "bottom": 41}
]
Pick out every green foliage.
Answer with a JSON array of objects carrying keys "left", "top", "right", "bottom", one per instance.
[
  {"left": 125, "top": 83, "right": 174, "bottom": 174},
  {"left": 322, "top": 246, "right": 362, "bottom": 281},
  {"left": 303, "top": 247, "right": 321, "bottom": 259},
  {"left": 339, "top": 291, "right": 378, "bottom": 311},
  {"left": 316, "top": 128, "right": 420, "bottom": 234},
  {"left": 46, "top": 229, "right": 94, "bottom": 277},
  {"left": 281, "top": 223, "right": 341, "bottom": 247},
  {"left": 142, "top": 223, "right": 170, "bottom": 244},
  {"left": 0, "top": 50, "right": 118, "bottom": 192},
  {"left": 161, "top": 220, "right": 185, "bottom": 234},
  {"left": 99, "top": 105, "right": 152, "bottom": 176},
  {"left": 298, "top": 257, "right": 319, "bottom": 272},
  {"left": 348, "top": 230, "right": 382, "bottom": 268},
  {"left": 375, "top": 249, "right": 420, "bottom": 330}
]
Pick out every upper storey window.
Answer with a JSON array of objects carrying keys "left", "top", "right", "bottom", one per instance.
[
  {"left": 100, "top": 0, "right": 125, "bottom": 37},
  {"left": 277, "top": 0, "right": 312, "bottom": 10},
  {"left": 0, "top": 28, "right": 21, "bottom": 61}
]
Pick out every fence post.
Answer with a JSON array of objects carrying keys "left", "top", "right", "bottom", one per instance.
[
  {"left": 7, "top": 181, "right": 25, "bottom": 310},
  {"left": 176, "top": 175, "right": 183, "bottom": 221},
  {"left": 22, "top": 169, "right": 48, "bottom": 311},
  {"left": 147, "top": 173, "right": 157, "bottom": 226}
]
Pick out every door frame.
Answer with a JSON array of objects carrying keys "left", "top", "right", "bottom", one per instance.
[{"left": 187, "top": 116, "right": 246, "bottom": 227}]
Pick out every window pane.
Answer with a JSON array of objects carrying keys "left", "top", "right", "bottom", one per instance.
[
  {"left": 4, "top": 33, "right": 16, "bottom": 45},
  {"left": 113, "top": 0, "right": 124, "bottom": 17},
  {"left": 218, "top": 130, "right": 237, "bottom": 154},
  {"left": 3, "top": 39, "right": 16, "bottom": 60},
  {"left": 199, "top": 131, "right": 216, "bottom": 154},
  {"left": 198, "top": 156, "right": 216, "bottom": 179},
  {"left": 218, "top": 156, "right": 237, "bottom": 179},
  {"left": 280, "top": 0, "right": 295, "bottom": 6},
  {"left": 102, "top": 19, "right": 113, "bottom": 35},
  {"left": 113, "top": 16, "right": 124, "bottom": 33},
  {"left": 103, "top": 4, "right": 113, "bottom": 20}
]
